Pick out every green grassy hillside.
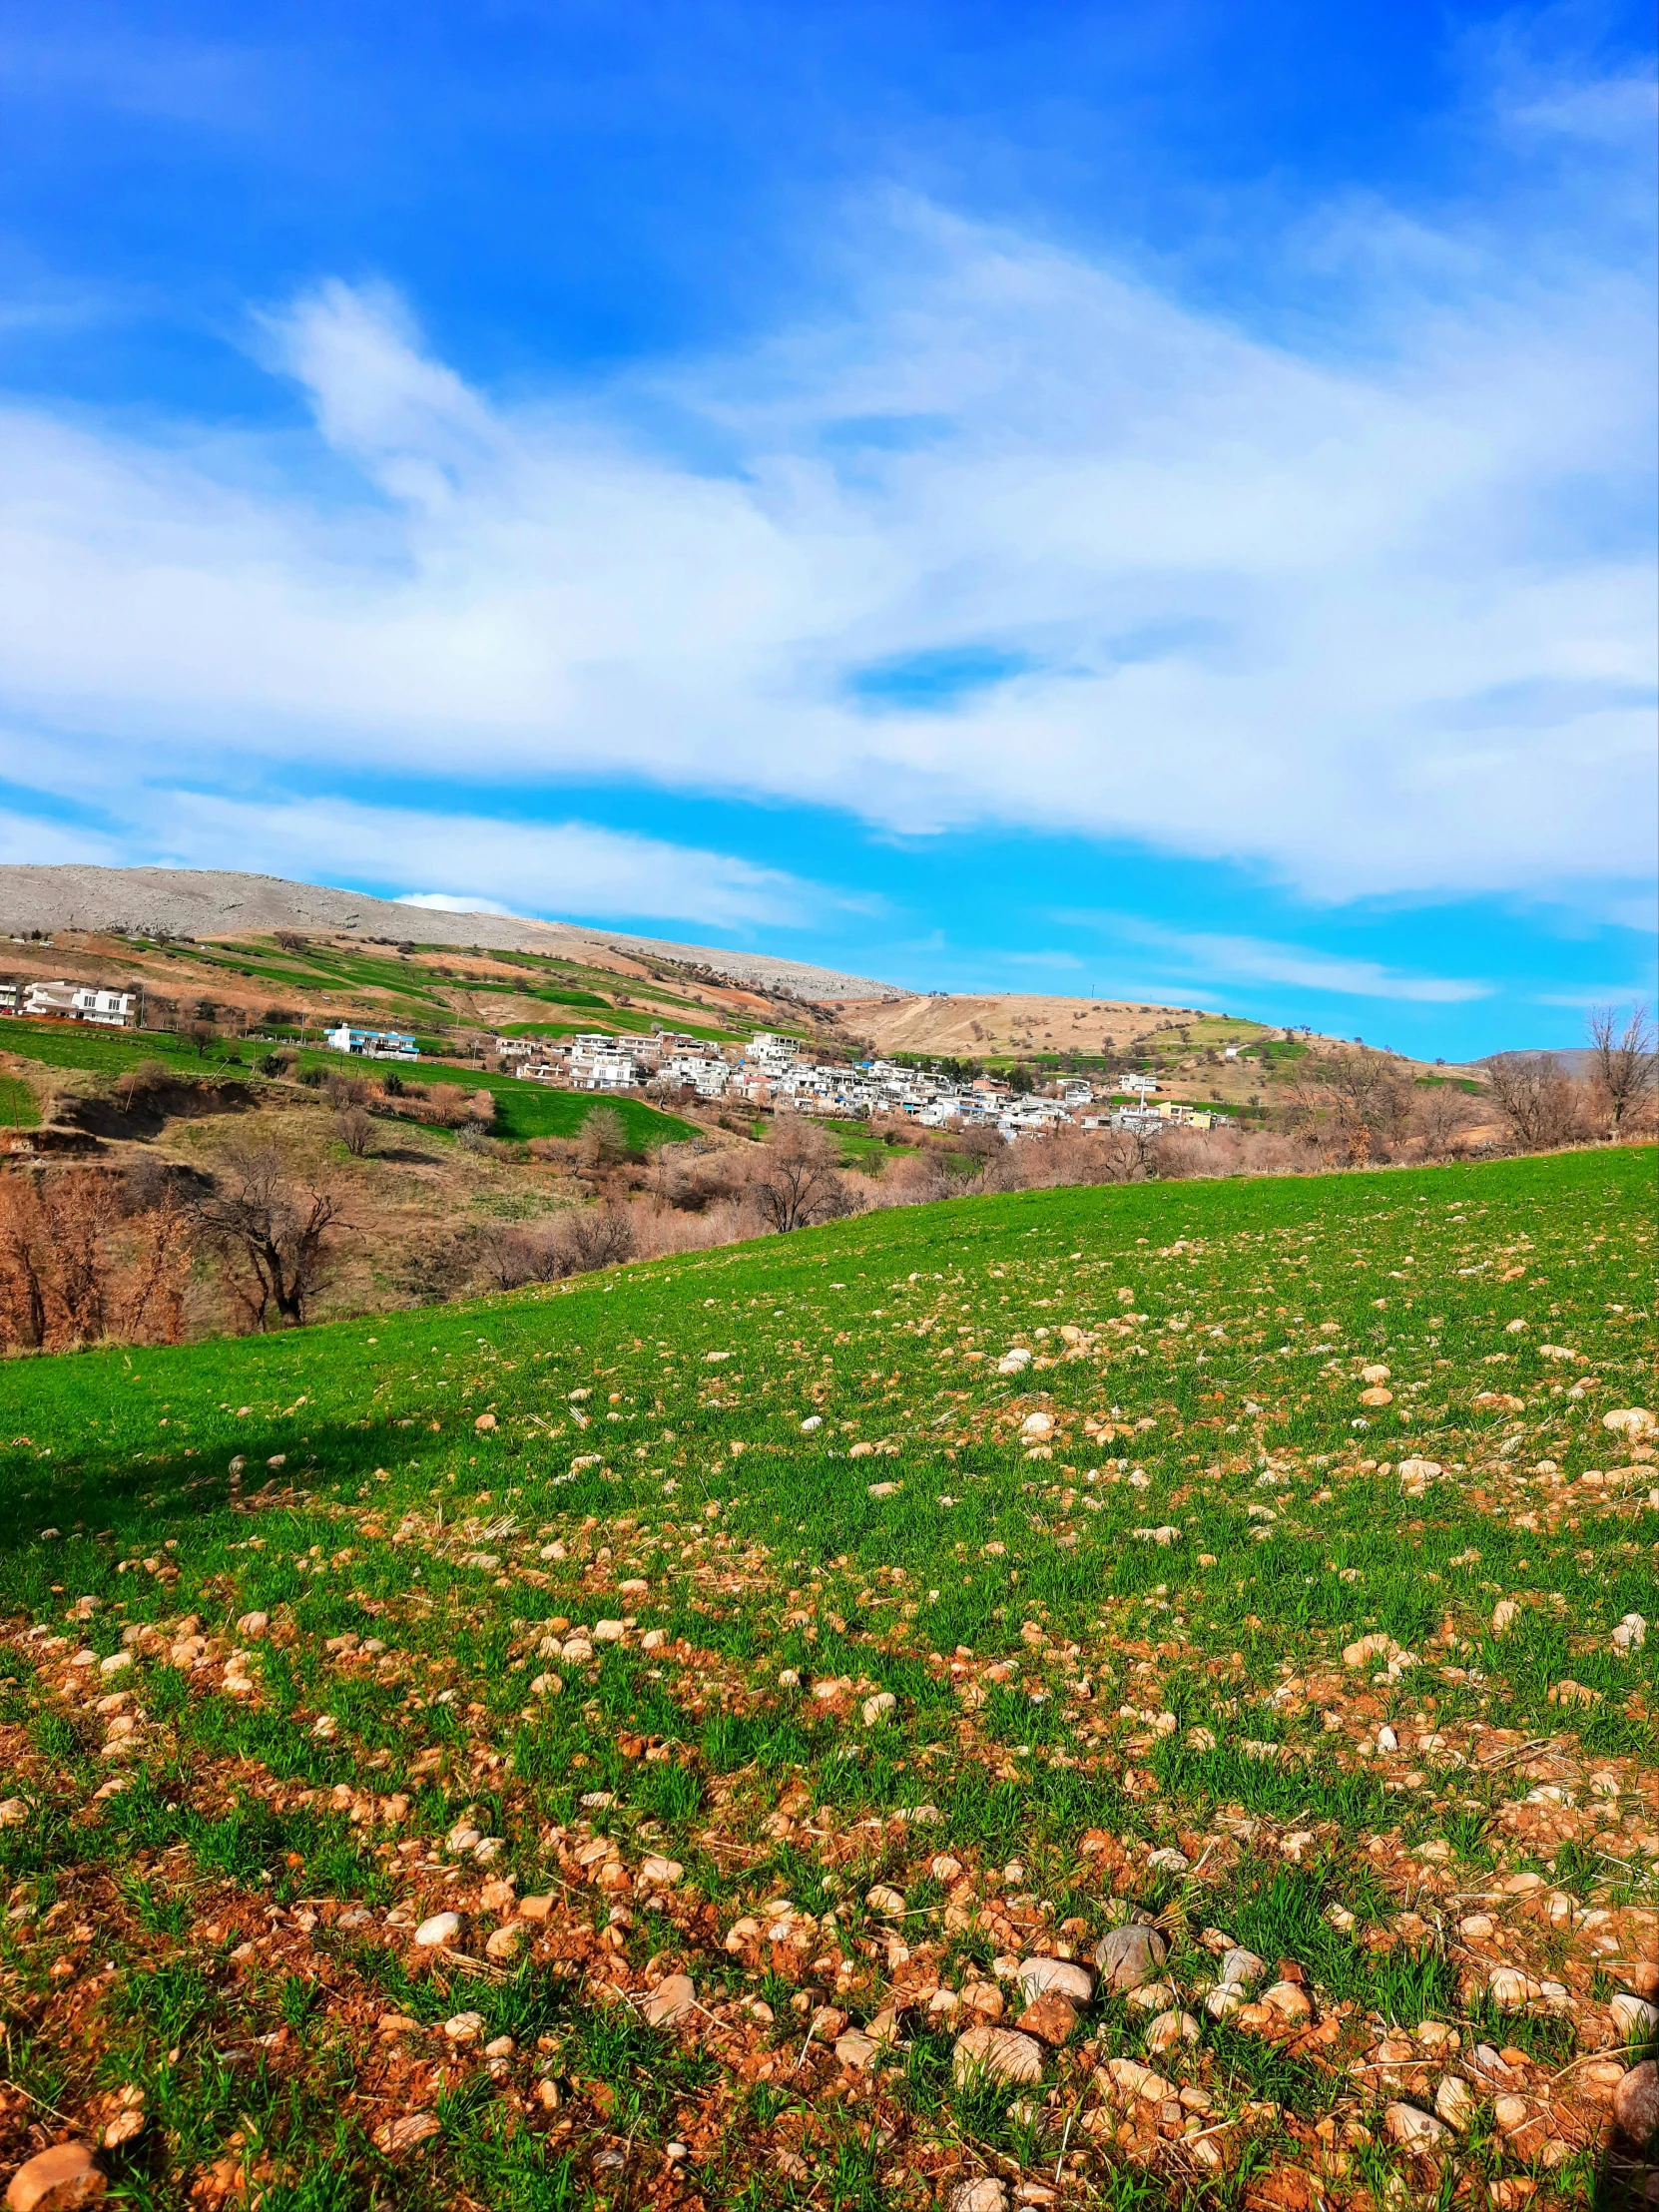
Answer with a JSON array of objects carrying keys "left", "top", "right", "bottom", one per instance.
[{"left": 0, "top": 1149, "right": 1654, "bottom": 2209}]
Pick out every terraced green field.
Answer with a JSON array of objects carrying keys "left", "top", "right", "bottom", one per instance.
[
  {"left": 0, "top": 1021, "right": 697, "bottom": 1149},
  {"left": 1, "top": 1148, "right": 1654, "bottom": 2211}
]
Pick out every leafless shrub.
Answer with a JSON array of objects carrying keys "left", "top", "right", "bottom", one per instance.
[
  {"left": 426, "top": 1083, "right": 475, "bottom": 1128},
  {"left": 193, "top": 1144, "right": 348, "bottom": 1330},
  {"left": 336, "top": 1106, "right": 373, "bottom": 1157},
  {"left": 476, "top": 1199, "right": 638, "bottom": 1288},
  {"left": 1411, "top": 1082, "right": 1480, "bottom": 1161},
  {"left": 395, "top": 1226, "right": 484, "bottom": 1304},
  {"left": 863, "top": 1150, "right": 960, "bottom": 1208},
  {"left": 577, "top": 1104, "right": 628, "bottom": 1172},
  {"left": 323, "top": 1072, "right": 369, "bottom": 1110},
  {"left": 563, "top": 1201, "right": 637, "bottom": 1271},
  {"left": 477, "top": 1224, "right": 568, "bottom": 1291}
]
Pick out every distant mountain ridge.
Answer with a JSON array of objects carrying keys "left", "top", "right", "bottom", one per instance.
[{"left": 0, "top": 864, "right": 903, "bottom": 1003}]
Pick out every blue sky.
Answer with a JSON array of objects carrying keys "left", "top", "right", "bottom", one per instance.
[{"left": 0, "top": 0, "right": 1653, "bottom": 1056}]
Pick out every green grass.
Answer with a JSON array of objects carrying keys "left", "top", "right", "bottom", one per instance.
[
  {"left": 0, "top": 1069, "right": 42, "bottom": 1126},
  {"left": 819, "top": 1116, "right": 921, "bottom": 1166},
  {"left": 0, "top": 1145, "right": 1653, "bottom": 2208}
]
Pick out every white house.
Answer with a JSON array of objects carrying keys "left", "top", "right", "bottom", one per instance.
[
  {"left": 21, "top": 980, "right": 137, "bottom": 1028},
  {"left": 323, "top": 1022, "right": 419, "bottom": 1061}
]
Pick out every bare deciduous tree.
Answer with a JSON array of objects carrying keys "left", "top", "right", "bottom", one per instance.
[
  {"left": 1292, "top": 1047, "right": 1413, "bottom": 1163},
  {"left": 1410, "top": 1081, "right": 1479, "bottom": 1162},
  {"left": 1483, "top": 1054, "right": 1587, "bottom": 1154},
  {"left": 194, "top": 1145, "right": 347, "bottom": 1330},
  {"left": 751, "top": 1119, "right": 850, "bottom": 1232},
  {"left": 0, "top": 1169, "right": 190, "bottom": 1351},
  {"left": 1586, "top": 1003, "right": 1656, "bottom": 1133}
]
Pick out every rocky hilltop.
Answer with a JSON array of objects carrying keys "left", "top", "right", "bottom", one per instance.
[{"left": 0, "top": 864, "right": 902, "bottom": 1003}]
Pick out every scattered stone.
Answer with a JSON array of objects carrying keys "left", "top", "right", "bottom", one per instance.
[
  {"left": 861, "top": 1691, "right": 897, "bottom": 1726},
  {"left": 236, "top": 1612, "right": 269, "bottom": 1638},
  {"left": 1221, "top": 1946, "right": 1265, "bottom": 1988},
  {"left": 1435, "top": 2074, "right": 1473, "bottom": 2130},
  {"left": 1124, "top": 1980, "right": 1178, "bottom": 2014},
  {"left": 835, "top": 2029, "right": 879, "bottom": 2070},
  {"left": 1102, "top": 2056, "right": 1174, "bottom": 2103},
  {"left": 1095, "top": 1923, "right": 1168, "bottom": 1992},
  {"left": 645, "top": 1974, "right": 696, "bottom": 2027},
  {"left": 639, "top": 1855, "right": 684, "bottom": 1887},
  {"left": 1205, "top": 1983, "right": 1245, "bottom": 2020},
  {"left": 443, "top": 2010, "right": 484, "bottom": 2042},
  {"left": 413, "top": 1912, "right": 461, "bottom": 1948},
  {"left": 950, "top": 2182, "right": 1008, "bottom": 2212},
  {"left": 953, "top": 2025, "right": 1045, "bottom": 2086},
  {"left": 372, "top": 2112, "right": 440, "bottom": 2156},
  {"left": 1612, "top": 2061, "right": 1658, "bottom": 2143},
  {"left": 1145, "top": 2008, "right": 1199, "bottom": 2052},
  {"left": 4, "top": 2145, "right": 106, "bottom": 2210},
  {"left": 865, "top": 1885, "right": 906, "bottom": 1916},
  {"left": 1610, "top": 1993, "right": 1659, "bottom": 2038},
  {"left": 1488, "top": 1967, "right": 1541, "bottom": 2010},
  {"left": 1018, "top": 1992, "right": 1080, "bottom": 2045},
  {"left": 1145, "top": 1847, "right": 1189, "bottom": 1873},
  {"left": 484, "top": 1925, "right": 524, "bottom": 1960},
  {"left": 1384, "top": 2102, "right": 1450, "bottom": 2155},
  {"left": 960, "top": 1980, "right": 1003, "bottom": 2019},
  {"left": 1263, "top": 1980, "right": 1313, "bottom": 2022},
  {"left": 1016, "top": 1957, "right": 1094, "bottom": 2005}
]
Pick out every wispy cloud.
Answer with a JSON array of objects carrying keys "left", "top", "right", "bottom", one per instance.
[{"left": 1058, "top": 912, "right": 1491, "bottom": 1002}]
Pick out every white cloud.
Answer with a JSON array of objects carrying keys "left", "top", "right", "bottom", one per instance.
[
  {"left": 157, "top": 795, "right": 824, "bottom": 931},
  {"left": 394, "top": 891, "right": 514, "bottom": 915},
  {"left": 0, "top": 77, "right": 1651, "bottom": 916},
  {"left": 1060, "top": 913, "right": 1491, "bottom": 1002}
]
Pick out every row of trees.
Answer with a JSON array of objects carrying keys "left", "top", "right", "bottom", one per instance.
[{"left": 0, "top": 1148, "right": 344, "bottom": 1351}]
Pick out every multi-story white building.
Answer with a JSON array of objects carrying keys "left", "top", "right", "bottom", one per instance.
[
  {"left": 653, "top": 1052, "right": 733, "bottom": 1098},
  {"left": 568, "top": 1036, "right": 639, "bottom": 1089},
  {"left": 17, "top": 980, "right": 138, "bottom": 1027}
]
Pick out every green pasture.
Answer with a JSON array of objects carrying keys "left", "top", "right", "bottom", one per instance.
[
  {"left": 0, "top": 1146, "right": 1652, "bottom": 2210},
  {"left": 4, "top": 1147, "right": 1652, "bottom": 1709}
]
